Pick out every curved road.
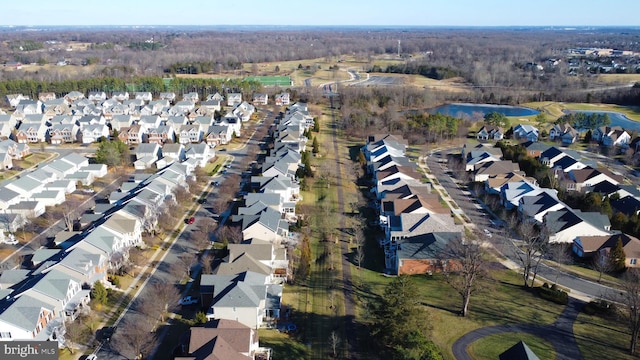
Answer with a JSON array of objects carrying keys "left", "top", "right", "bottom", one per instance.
[
  {"left": 452, "top": 298, "right": 585, "bottom": 360},
  {"left": 426, "top": 150, "right": 620, "bottom": 302}
]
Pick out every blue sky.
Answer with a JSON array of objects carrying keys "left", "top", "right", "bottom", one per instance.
[{"left": 3, "top": 0, "right": 639, "bottom": 27}]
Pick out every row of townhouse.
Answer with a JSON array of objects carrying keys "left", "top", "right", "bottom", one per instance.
[
  {"left": 465, "top": 142, "right": 640, "bottom": 267},
  {"left": 194, "top": 103, "right": 311, "bottom": 340},
  {"left": 133, "top": 141, "right": 214, "bottom": 171},
  {"left": 0, "top": 99, "right": 256, "bottom": 148},
  {"left": 5, "top": 90, "right": 287, "bottom": 119},
  {"left": 477, "top": 121, "right": 632, "bottom": 148},
  {"left": 363, "top": 134, "right": 464, "bottom": 275},
  {"left": 0, "top": 152, "right": 107, "bottom": 233},
  {"left": 0, "top": 153, "right": 198, "bottom": 345}
]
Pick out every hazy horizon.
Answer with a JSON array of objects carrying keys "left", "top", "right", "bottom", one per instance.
[{"left": 4, "top": 0, "right": 639, "bottom": 27}]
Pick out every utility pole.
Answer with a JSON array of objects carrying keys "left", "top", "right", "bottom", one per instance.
[{"left": 397, "top": 40, "right": 401, "bottom": 57}]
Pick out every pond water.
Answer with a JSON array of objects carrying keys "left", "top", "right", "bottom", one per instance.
[
  {"left": 565, "top": 110, "right": 640, "bottom": 133},
  {"left": 429, "top": 103, "right": 540, "bottom": 120}
]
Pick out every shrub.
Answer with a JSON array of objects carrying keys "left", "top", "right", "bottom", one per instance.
[
  {"left": 584, "top": 300, "right": 615, "bottom": 316},
  {"left": 538, "top": 285, "right": 568, "bottom": 305}
]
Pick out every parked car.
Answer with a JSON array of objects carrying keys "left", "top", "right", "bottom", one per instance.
[
  {"left": 483, "top": 229, "right": 492, "bottom": 238},
  {"left": 187, "top": 217, "right": 195, "bottom": 224},
  {"left": 86, "top": 355, "right": 98, "bottom": 360},
  {"left": 212, "top": 181, "right": 220, "bottom": 187},
  {"left": 179, "top": 296, "right": 199, "bottom": 305}
]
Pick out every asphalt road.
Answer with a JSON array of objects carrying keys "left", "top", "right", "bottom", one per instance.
[
  {"left": 96, "top": 111, "right": 271, "bottom": 360},
  {"left": 427, "top": 150, "right": 619, "bottom": 301}
]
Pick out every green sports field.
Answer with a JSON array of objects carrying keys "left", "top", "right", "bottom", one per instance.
[{"left": 245, "top": 75, "right": 292, "bottom": 86}]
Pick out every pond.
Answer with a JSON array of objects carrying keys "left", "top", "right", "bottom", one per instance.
[
  {"left": 565, "top": 110, "right": 640, "bottom": 133},
  {"left": 429, "top": 103, "right": 540, "bottom": 121}
]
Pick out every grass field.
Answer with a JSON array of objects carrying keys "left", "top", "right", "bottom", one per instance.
[
  {"left": 467, "top": 332, "right": 556, "bottom": 359},
  {"left": 597, "top": 73, "right": 640, "bottom": 84},
  {"left": 245, "top": 75, "right": 293, "bottom": 86},
  {"left": 522, "top": 101, "right": 640, "bottom": 122},
  {"left": 574, "top": 311, "right": 635, "bottom": 360}
]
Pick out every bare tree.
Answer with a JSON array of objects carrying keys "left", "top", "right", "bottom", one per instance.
[
  {"left": 176, "top": 253, "right": 196, "bottom": 278},
  {"left": 592, "top": 253, "right": 613, "bottom": 283},
  {"left": 442, "top": 234, "right": 488, "bottom": 317},
  {"left": 201, "top": 254, "right": 214, "bottom": 275},
  {"left": 513, "top": 221, "right": 548, "bottom": 288},
  {"left": 191, "top": 229, "right": 211, "bottom": 252},
  {"left": 173, "top": 185, "right": 191, "bottom": 205},
  {"left": 355, "top": 245, "right": 365, "bottom": 270},
  {"left": 139, "top": 280, "right": 180, "bottom": 323},
  {"left": 59, "top": 198, "right": 83, "bottom": 231},
  {"left": 620, "top": 270, "right": 640, "bottom": 355},
  {"left": 111, "top": 315, "right": 157, "bottom": 360},
  {"left": 63, "top": 319, "right": 90, "bottom": 355},
  {"left": 548, "top": 243, "right": 572, "bottom": 284},
  {"left": 219, "top": 225, "right": 243, "bottom": 245},
  {"left": 329, "top": 330, "right": 341, "bottom": 358}
]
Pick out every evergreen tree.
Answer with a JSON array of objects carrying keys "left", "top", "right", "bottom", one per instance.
[
  {"left": 312, "top": 137, "right": 319, "bottom": 154},
  {"left": 610, "top": 236, "right": 627, "bottom": 272},
  {"left": 91, "top": 281, "right": 108, "bottom": 305},
  {"left": 371, "top": 276, "right": 442, "bottom": 359}
]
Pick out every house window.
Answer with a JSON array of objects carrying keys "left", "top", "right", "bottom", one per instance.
[
  {"left": 0, "top": 332, "right": 11, "bottom": 339},
  {"left": 632, "top": 259, "right": 637, "bottom": 265}
]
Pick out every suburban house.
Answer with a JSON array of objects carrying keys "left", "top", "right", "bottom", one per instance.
[
  {"left": 602, "top": 128, "right": 631, "bottom": 148},
  {"left": 484, "top": 172, "right": 538, "bottom": 195},
  {"left": 203, "top": 271, "right": 281, "bottom": 330},
  {"left": 545, "top": 208, "right": 612, "bottom": 243},
  {"left": 227, "top": 93, "right": 242, "bottom": 107},
  {"left": 80, "top": 124, "right": 109, "bottom": 144},
  {"left": 179, "top": 124, "right": 203, "bottom": 144},
  {"left": 473, "top": 160, "right": 522, "bottom": 182},
  {"left": 118, "top": 124, "right": 144, "bottom": 144},
  {"left": 549, "top": 123, "right": 580, "bottom": 144},
  {"left": 161, "top": 143, "right": 186, "bottom": 162},
  {"left": 147, "top": 126, "right": 175, "bottom": 145},
  {"left": 518, "top": 190, "right": 566, "bottom": 223},
  {"left": 112, "top": 91, "right": 129, "bottom": 101},
  {"left": 240, "top": 207, "right": 290, "bottom": 245},
  {"left": 560, "top": 166, "right": 623, "bottom": 192},
  {"left": 512, "top": 124, "right": 539, "bottom": 142},
  {"left": 206, "top": 124, "right": 233, "bottom": 146},
  {"left": 0, "top": 293, "right": 59, "bottom": 341},
  {"left": 159, "top": 92, "right": 176, "bottom": 103},
  {"left": 274, "top": 93, "right": 290, "bottom": 106},
  {"left": 573, "top": 233, "right": 640, "bottom": 268},
  {"left": 395, "top": 232, "right": 462, "bottom": 275},
  {"left": 476, "top": 125, "right": 504, "bottom": 141},
  {"left": 252, "top": 93, "right": 268, "bottom": 106},
  {"left": 48, "top": 124, "right": 79, "bottom": 144},
  {"left": 174, "top": 319, "right": 263, "bottom": 360},
  {"left": 135, "top": 92, "right": 153, "bottom": 102},
  {"left": 15, "top": 122, "right": 48, "bottom": 143},
  {"left": 88, "top": 91, "right": 107, "bottom": 103}
]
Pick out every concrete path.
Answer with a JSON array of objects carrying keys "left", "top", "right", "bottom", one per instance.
[{"left": 452, "top": 297, "right": 585, "bottom": 360}]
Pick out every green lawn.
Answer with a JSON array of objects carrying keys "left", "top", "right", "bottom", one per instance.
[
  {"left": 258, "top": 329, "right": 310, "bottom": 360},
  {"left": 574, "top": 311, "right": 636, "bottom": 360},
  {"left": 468, "top": 332, "right": 556, "bottom": 360}
]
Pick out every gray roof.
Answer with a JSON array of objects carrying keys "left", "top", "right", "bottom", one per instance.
[
  {"left": 209, "top": 271, "right": 266, "bottom": 308},
  {"left": 0, "top": 269, "right": 30, "bottom": 287},
  {"left": 396, "top": 232, "right": 461, "bottom": 261},
  {"left": 30, "top": 269, "right": 75, "bottom": 301},
  {"left": 31, "top": 249, "right": 62, "bottom": 264},
  {"left": 59, "top": 152, "right": 88, "bottom": 168},
  {"left": 7, "top": 176, "right": 43, "bottom": 193},
  {"left": 0, "top": 187, "right": 20, "bottom": 202},
  {"left": 0, "top": 293, "right": 56, "bottom": 332}
]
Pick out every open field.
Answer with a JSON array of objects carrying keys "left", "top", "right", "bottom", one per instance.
[
  {"left": 522, "top": 101, "right": 640, "bottom": 121},
  {"left": 597, "top": 73, "right": 640, "bottom": 84},
  {"left": 574, "top": 311, "right": 636, "bottom": 360}
]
